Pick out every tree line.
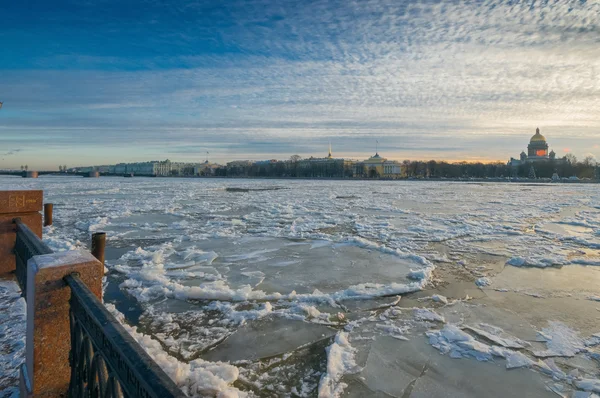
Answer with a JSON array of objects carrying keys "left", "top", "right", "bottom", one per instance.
[
  {"left": 399, "top": 155, "right": 597, "bottom": 179},
  {"left": 210, "top": 154, "right": 598, "bottom": 179}
]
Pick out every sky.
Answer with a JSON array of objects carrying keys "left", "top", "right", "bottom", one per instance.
[{"left": 1, "top": 0, "right": 600, "bottom": 169}]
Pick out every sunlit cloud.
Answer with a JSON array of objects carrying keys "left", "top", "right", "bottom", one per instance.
[{"left": 1, "top": 0, "right": 600, "bottom": 168}]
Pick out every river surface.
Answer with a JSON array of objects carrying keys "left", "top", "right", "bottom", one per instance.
[{"left": 3, "top": 176, "right": 600, "bottom": 397}]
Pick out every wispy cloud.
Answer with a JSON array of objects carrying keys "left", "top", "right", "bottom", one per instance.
[
  {"left": 2, "top": 149, "right": 22, "bottom": 156},
  {"left": 1, "top": 0, "right": 600, "bottom": 168}
]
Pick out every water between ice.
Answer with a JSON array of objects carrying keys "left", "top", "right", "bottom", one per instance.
[{"left": 3, "top": 176, "right": 600, "bottom": 397}]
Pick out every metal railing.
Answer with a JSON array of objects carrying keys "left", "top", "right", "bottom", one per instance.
[
  {"left": 13, "top": 218, "right": 52, "bottom": 293},
  {"left": 13, "top": 218, "right": 185, "bottom": 397},
  {"left": 65, "top": 274, "right": 185, "bottom": 398}
]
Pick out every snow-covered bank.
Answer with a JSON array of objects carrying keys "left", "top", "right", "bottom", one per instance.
[{"left": 0, "top": 280, "right": 26, "bottom": 397}]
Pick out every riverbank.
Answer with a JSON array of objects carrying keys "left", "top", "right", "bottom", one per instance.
[{"left": 2, "top": 172, "right": 597, "bottom": 184}]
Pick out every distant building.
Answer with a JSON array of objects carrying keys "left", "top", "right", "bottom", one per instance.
[
  {"left": 355, "top": 152, "right": 403, "bottom": 178},
  {"left": 508, "top": 128, "right": 561, "bottom": 167},
  {"left": 73, "top": 159, "right": 219, "bottom": 177},
  {"left": 296, "top": 145, "right": 356, "bottom": 178},
  {"left": 194, "top": 161, "right": 220, "bottom": 176}
]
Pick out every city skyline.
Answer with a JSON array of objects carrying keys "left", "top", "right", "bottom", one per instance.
[
  {"left": 0, "top": 129, "right": 595, "bottom": 171},
  {"left": 2, "top": 0, "right": 600, "bottom": 169}
]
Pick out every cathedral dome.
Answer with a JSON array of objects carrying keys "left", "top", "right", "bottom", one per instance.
[{"left": 530, "top": 128, "right": 546, "bottom": 143}]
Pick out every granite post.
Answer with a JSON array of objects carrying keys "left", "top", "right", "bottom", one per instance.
[
  {"left": 0, "top": 190, "right": 43, "bottom": 278},
  {"left": 21, "top": 250, "right": 103, "bottom": 397}
]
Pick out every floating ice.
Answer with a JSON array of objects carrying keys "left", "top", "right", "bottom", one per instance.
[
  {"left": 318, "top": 332, "right": 361, "bottom": 398},
  {"left": 576, "top": 379, "right": 600, "bottom": 393},
  {"left": 0, "top": 280, "right": 26, "bottom": 395},
  {"left": 535, "top": 358, "right": 567, "bottom": 380},
  {"left": 431, "top": 294, "right": 449, "bottom": 304},
  {"left": 505, "top": 351, "right": 534, "bottom": 369},
  {"left": 43, "top": 235, "right": 83, "bottom": 252},
  {"left": 105, "top": 303, "right": 247, "bottom": 397},
  {"left": 7, "top": 176, "right": 600, "bottom": 397},
  {"left": 427, "top": 324, "right": 500, "bottom": 362},
  {"left": 413, "top": 308, "right": 445, "bottom": 323},
  {"left": 179, "top": 248, "right": 219, "bottom": 265},
  {"left": 534, "top": 321, "right": 585, "bottom": 358},
  {"left": 375, "top": 323, "right": 410, "bottom": 340},
  {"left": 585, "top": 333, "right": 600, "bottom": 347},
  {"left": 475, "top": 277, "right": 491, "bottom": 287},
  {"left": 506, "top": 257, "right": 527, "bottom": 267},
  {"left": 506, "top": 256, "right": 567, "bottom": 268},
  {"left": 206, "top": 301, "right": 273, "bottom": 326},
  {"left": 463, "top": 324, "right": 528, "bottom": 349}
]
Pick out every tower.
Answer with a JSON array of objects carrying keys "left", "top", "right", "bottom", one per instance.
[
  {"left": 528, "top": 127, "right": 549, "bottom": 158},
  {"left": 328, "top": 141, "right": 332, "bottom": 159}
]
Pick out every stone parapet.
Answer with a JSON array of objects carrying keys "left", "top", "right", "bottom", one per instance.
[
  {"left": 23, "top": 250, "right": 103, "bottom": 397},
  {"left": 0, "top": 190, "right": 43, "bottom": 276}
]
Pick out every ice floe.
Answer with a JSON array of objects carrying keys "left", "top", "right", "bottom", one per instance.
[
  {"left": 317, "top": 332, "right": 361, "bottom": 398},
  {"left": 534, "top": 321, "right": 585, "bottom": 358},
  {"left": 413, "top": 308, "right": 445, "bottom": 323},
  {"left": 475, "top": 277, "right": 491, "bottom": 287},
  {"left": 106, "top": 303, "right": 247, "bottom": 397}
]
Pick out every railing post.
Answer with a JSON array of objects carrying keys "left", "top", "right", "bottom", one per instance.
[
  {"left": 22, "top": 250, "right": 103, "bottom": 396},
  {"left": 43, "top": 203, "right": 53, "bottom": 226},
  {"left": 91, "top": 232, "right": 106, "bottom": 265},
  {"left": 0, "top": 190, "right": 43, "bottom": 278}
]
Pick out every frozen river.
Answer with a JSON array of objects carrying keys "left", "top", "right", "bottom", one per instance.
[{"left": 3, "top": 176, "right": 600, "bottom": 397}]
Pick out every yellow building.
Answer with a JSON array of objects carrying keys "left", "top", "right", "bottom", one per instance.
[{"left": 355, "top": 152, "right": 403, "bottom": 178}]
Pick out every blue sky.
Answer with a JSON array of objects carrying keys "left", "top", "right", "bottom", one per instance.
[{"left": 1, "top": 0, "right": 599, "bottom": 169}]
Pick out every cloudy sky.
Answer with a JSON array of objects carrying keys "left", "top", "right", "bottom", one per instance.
[{"left": 1, "top": 0, "right": 599, "bottom": 169}]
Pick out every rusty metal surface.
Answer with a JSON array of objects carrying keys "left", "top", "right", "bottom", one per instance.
[
  {"left": 91, "top": 232, "right": 106, "bottom": 265},
  {"left": 44, "top": 203, "right": 53, "bottom": 226}
]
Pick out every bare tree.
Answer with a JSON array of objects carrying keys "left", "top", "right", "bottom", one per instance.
[
  {"left": 290, "top": 154, "right": 301, "bottom": 163},
  {"left": 583, "top": 155, "right": 597, "bottom": 167},
  {"left": 24, "top": 164, "right": 28, "bottom": 171}
]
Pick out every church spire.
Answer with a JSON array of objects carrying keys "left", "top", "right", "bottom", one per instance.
[{"left": 328, "top": 141, "right": 332, "bottom": 158}]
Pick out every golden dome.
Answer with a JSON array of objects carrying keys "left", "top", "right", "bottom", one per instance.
[{"left": 530, "top": 128, "right": 546, "bottom": 143}]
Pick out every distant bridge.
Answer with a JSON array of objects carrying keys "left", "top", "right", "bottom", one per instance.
[
  {"left": 0, "top": 171, "right": 140, "bottom": 178},
  {"left": 0, "top": 171, "right": 88, "bottom": 177}
]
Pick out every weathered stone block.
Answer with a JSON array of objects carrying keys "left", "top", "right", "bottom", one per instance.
[
  {"left": 0, "top": 190, "right": 43, "bottom": 276},
  {"left": 0, "top": 190, "right": 43, "bottom": 214},
  {"left": 26, "top": 250, "right": 103, "bottom": 397},
  {"left": 0, "top": 213, "right": 42, "bottom": 277}
]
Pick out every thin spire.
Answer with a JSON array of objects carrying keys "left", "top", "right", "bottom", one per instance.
[{"left": 328, "top": 140, "right": 332, "bottom": 158}]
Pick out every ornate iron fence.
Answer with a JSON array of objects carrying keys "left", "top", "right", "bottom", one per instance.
[
  {"left": 13, "top": 217, "right": 185, "bottom": 397},
  {"left": 13, "top": 218, "right": 52, "bottom": 293},
  {"left": 64, "top": 274, "right": 185, "bottom": 398}
]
